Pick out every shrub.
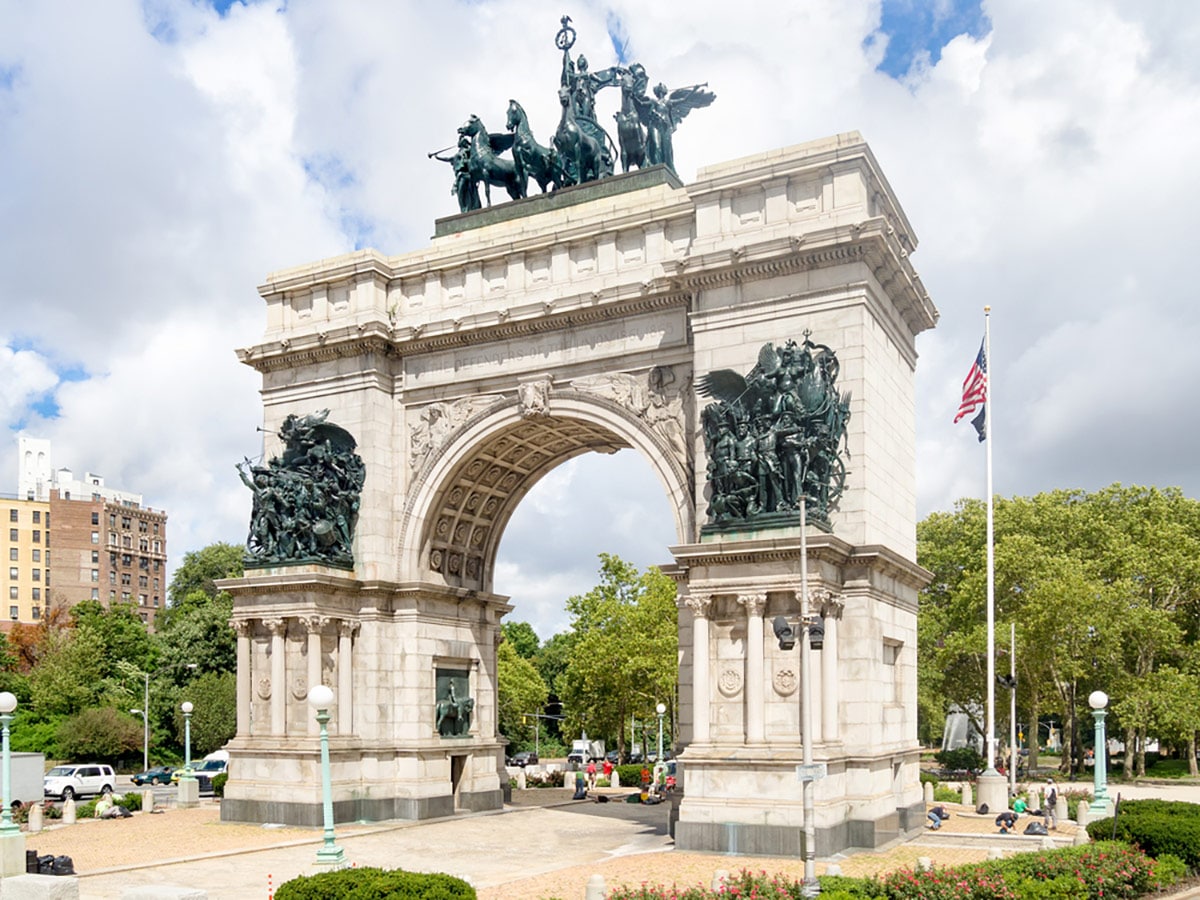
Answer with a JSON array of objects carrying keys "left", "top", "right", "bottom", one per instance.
[
  {"left": 933, "top": 786, "right": 961, "bottom": 804},
  {"left": 1087, "top": 803, "right": 1200, "bottom": 870},
  {"left": 212, "top": 772, "right": 228, "bottom": 798},
  {"left": 275, "top": 867, "right": 475, "bottom": 899},
  {"left": 918, "top": 770, "right": 939, "bottom": 786},
  {"left": 616, "top": 764, "right": 649, "bottom": 786},
  {"left": 934, "top": 746, "right": 983, "bottom": 774},
  {"left": 1153, "top": 854, "right": 1189, "bottom": 887},
  {"left": 117, "top": 792, "right": 142, "bottom": 812}
]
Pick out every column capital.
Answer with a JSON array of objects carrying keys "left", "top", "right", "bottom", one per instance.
[
  {"left": 231, "top": 619, "right": 254, "bottom": 638},
  {"left": 263, "top": 617, "right": 287, "bottom": 636},
  {"left": 337, "top": 619, "right": 361, "bottom": 639},
  {"left": 301, "top": 615, "right": 331, "bottom": 632},
  {"left": 737, "top": 592, "right": 768, "bottom": 617},
  {"left": 681, "top": 593, "right": 713, "bottom": 617}
]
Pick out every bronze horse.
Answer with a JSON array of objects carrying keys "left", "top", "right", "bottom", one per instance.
[
  {"left": 458, "top": 114, "right": 522, "bottom": 206},
  {"left": 554, "top": 85, "right": 604, "bottom": 187},
  {"left": 615, "top": 69, "right": 646, "bottom": 173},
  {"left": 506, "top": 99, "right": 560, "bottom": 196}
]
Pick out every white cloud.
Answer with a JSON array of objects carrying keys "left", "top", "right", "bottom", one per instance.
[{"left": 2, "top": 0, "right": 1199, "bottom": 638}]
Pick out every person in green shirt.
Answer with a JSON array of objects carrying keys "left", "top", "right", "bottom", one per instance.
[{"left": 1013, "top": 796, "right": 1027, "bottom": 815}]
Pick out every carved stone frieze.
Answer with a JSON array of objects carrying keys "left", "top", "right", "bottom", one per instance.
[
  {"left": 517, "top": 377, "right": 552, "bottom": 418},
  {"left": 570, "top": 365, "right": 689, "bottom": 469}
]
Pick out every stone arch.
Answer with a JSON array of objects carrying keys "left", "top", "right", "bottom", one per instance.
[{"left": 399, "top": 390, "right": 693, "bottom": 593}]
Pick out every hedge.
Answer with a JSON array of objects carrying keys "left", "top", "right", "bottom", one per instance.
[
  {"left": 1087, "top": 800, "right": 1200, "bottom": 870},
  {"left": 275, "top": 867, "right": 475, "bottom": 900}
]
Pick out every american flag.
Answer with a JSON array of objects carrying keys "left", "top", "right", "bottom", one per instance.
[{"left": 954, "top": 340, "right": 987, "bottom": 442}]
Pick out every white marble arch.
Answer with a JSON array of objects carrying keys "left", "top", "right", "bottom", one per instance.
[{"left": 219, "top": 132, "right": 938, "bottom": 852}]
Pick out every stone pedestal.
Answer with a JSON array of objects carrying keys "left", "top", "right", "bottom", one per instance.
[
  {"left": 0, "top": 830, "right": 26, "bottom": 878},
  {"left": 177, "top": 778, "right": 200, "bottom": 810},
  {"left": 975, "top": 771, "right": 1008, "bottom": 814}
]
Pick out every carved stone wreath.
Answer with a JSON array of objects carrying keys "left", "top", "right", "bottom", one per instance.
[
  {"left": 717, "top": 667, "right": 743, "bottom": 697},
  {"left": 256, "top": 677, "right": 272, "bottom": 700},
  {"left": 773, "top": 668, "right": 798, "bottom": 696}
]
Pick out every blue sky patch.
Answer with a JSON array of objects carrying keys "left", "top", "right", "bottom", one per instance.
[
  {"left": 0, "top": 65, "right": 20, "bottom": 91},
  {"left": 874, "top": 0, "right": 990, "bottom": 79},
  {"left": 607, "top": 13, "right": 630, "bottom": 65}
]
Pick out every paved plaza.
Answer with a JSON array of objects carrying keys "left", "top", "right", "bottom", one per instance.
[{"left": 18, "top": 783, "right": 1200, "bottom": 900}]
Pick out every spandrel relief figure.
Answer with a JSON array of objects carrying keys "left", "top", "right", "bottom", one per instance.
[{"left": 236, "top": 410, "right": 365, "bottom": 568}]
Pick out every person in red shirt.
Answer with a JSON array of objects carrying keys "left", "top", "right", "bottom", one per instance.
[
  {"left": 586, "top": 760, "right": 597, "bottom": 790},
  {"left": 602, "top": 758, "right": 614, "bottom": 783}
]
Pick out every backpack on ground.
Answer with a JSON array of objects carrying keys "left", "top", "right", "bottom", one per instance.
[{"left": 976, "top": 803, "right": 989, "bottom": 815}]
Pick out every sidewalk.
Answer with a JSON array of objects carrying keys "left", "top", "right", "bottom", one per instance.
[{"left": 6, "top": 795, "right": 1118, "bottom": 900}]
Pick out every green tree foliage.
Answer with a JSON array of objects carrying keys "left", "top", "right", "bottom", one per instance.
[
  {"left": 175, "top": 670, "right": 237, "bottom": 756},
  {"left": 70, "top": 599, "right": 158, "bottom": 676},
  {"left": 28, "top": 626, "right": 107, "bottom": 717},
  {"left": 501, "top": 621, "right": 540, "bottom": 659},
  {"left": 162, "top": 542, "right": 244, "bottom": 625},
  {"left": 555, "top": 554, "right": 678, "bottom": 757},
  {"left": 918, "top": 485, "right": 1200, "bottom": 775},
  {"left": 496, "top": 641, "right": 548, "bottom": 748},
  {"left": 55, "top": 707, "right": 144, "bottom": 761}
]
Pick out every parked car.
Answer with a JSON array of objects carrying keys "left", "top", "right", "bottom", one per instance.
[
  {"left": 43, "top": 764, "right": 116, "bottom": 801},
  {"left": 507, "top": 751, "right": 538, "bottom": 767},
  {"left": 605, "top": 750, "right": 620, "bottom": 765},
  {"left": 130, "top": 766, "right": 175, "bottom": 786},
  {"left": 171, "top": 758, "right": 227, "bottom": 784}
]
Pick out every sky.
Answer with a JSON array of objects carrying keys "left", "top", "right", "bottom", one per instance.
[{"left": 2, "top": 0, "right": 1199, "bottom": 640}]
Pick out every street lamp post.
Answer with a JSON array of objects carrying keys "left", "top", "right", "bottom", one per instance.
[
  {"left": 0, "top": 691, "right": 23, "bottom": 877},
  {"left": 308, "top": 684, "right": 346, "bottom": 868},
  {"left": 655, "top": 703, "right": 666, "bottom": 763},
  {"left": 130, "top": 708, "right": 148, "bottom": 771},
  {"left": 181, "top": 702, "right": 194, "bottom": 778},
  {"left": 0, "top": 692, "right": 18, "bottom": 835},
  {"left": 1087, "top": 691, "right": 1114, "bottom": 817}
]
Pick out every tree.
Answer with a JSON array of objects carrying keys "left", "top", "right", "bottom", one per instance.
[
  {"left": 174, "top": 671, "right": 237, "bottom": 756},
  {"left": 70, "top": 599, "right": 158, "bottom": 676},
  {"left": 555, "top": 554, "right": 678, "bottom": 759},
  {"left": 55, "top": 707, "right": 143, "bottom": 761},
  {"left": 163, "top": 542, "right": 244, "bottom": 626},
  {"left": 496, "top": 641, "right": 548, "bottom": 749},
  {"left": 502, "top": 621, "right": 540, "bottom": 659},
  {"left": 27, "top": 627, "right": 107, "bottom": 718}
]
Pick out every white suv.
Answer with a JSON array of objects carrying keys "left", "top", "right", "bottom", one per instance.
[{"left": 43, "top": 764, "right": 116, "bottom": 800}]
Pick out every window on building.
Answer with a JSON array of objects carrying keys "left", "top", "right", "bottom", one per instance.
[
  {"left": 108, "top": 534, "right": 117, "bottom": 547},
  {"left": 153, "top": 523, "right": 159, "bottom": 535},
  {"left": 31, "top": 569, "right": 40, "bottom": 582},
  {"left": 139, "top": 557, "right": 148, "bottom": 570},
  {"left": 153, "top": 560, "right": 161, "bottom": 572},
  {"left": 140, "top": 613, "right": 148, "bottom": 623},
  {"left": 7, "top": 588, "right": 15, "bottom": 600},
  {"left": 7, "top": 568, "right": 16, "bottom": 580},
  {"left": 122, "top": 535, "right": 131, "bottom": 549},
  {"left": 122, "top": 517, "right": 131, "bottom": 530},
  {"left": 153, "top": 578, "right": 159, "bottom": 590},
  {"left": 139, "top": 594, "right": 147, "bottom": 606},
  {"left": 91, "top": 512, "right": 99, "bottom": 525},
  {"left": 121, "top": 573, "right": 131, "bottom": 586},
  {"left": 91, "top": 570, "right": 99, "bottom": 582},
  {"left": 122, "top": 554, "right": 131, "bottom": 567},
  {"left": 7, "top": 549, "right": 15, "bottom": 562},
  {"left": 138, "top": 575, "right": 147, "bottom": 588},
  {"left": 91, "top": 589, "right": 99, "bottom": 600},
  {"left": 109, "top": 514, "right": 116, "bottom": 528},
  {"left": 8, "top": 529, "right": 17, "bottom": 542},
  {"left": 91, "top": 550, "right": 99, "bottom": 564},
  {"left": 122, "top": 592, "right": 131, "bottom": 602},
  {"left": 31, "top": 606, "right": 40, "bottom": 620},
  {"left": 153, "top": 540, "right": 162, "bottom": 553},
  {"left": 7, "top": 510, "right": 16, "bottom": 522},
  {"left": 91, "top": 531, "right": 99, "bottom": 544},
  {"left": 139, "top": 520, "right": 147, "bottom": 533},
  {"left": 8, "top": 607, "right": 17, "bottom": 620},
  {"left": 31, "top": 550, "right": 40, "bottom": 563},
  {"left": 109, "top": 590, "right": 116, "bottom": 601},
  {"left": 31, "top": 530, "right": 39, "bottom": 543},
  {"left": 139, "top": 538, "right": 148, "bottom": 552},
  {"left": 31, "top": 588, "right": 39, "bottom": 601},
  {"left": 32, "top": 510, "right": 40, "bottom": 524}
]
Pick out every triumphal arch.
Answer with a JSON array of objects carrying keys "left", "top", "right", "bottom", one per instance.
[{"left": 218, "top": 15, "right": 935, "bottom": 860}]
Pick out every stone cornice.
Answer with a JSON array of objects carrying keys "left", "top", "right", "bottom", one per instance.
[{"left": 238, "top": 291, "right": 690, "bottom": 374}]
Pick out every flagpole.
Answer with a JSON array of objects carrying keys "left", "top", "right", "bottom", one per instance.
[{"left": 984, "top": 306, "right": 996, "bottom": 775}]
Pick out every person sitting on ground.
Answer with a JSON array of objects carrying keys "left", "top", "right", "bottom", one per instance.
[
  {"left": 1013, "top": 796, "right": 1028, "bottom": 815},
  {"left": 995, "top": 810, "right": 1018, "bottom": 833},
  {"left": 927, "top": 809, "right": 943, "bottom": 829}
]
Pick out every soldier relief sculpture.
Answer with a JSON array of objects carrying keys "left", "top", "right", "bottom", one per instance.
[
  {"left": 429, "top": 15, "right": 715, "bottom": 212},
  {"left": 236, "top": 410, "right": 366, "bottom": 568},
  {"left": 698, "top": 334, "right": 851, "bottom": 530}
]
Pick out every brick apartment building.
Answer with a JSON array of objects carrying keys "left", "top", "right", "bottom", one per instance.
[{"left": 2, "top": 436, "right": 168, "bottom": 628}]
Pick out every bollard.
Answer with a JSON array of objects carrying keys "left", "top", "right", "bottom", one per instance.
[
  {"left": 988, "top": 848, "right": 1004, "bottom": 860},
  {"left": 143, "top": 789, "right": 155, "bottom": 813},
  {"left": 1076, "top": 803, "right": 1090, "bottom": 827},
  {"left": 1040, "top": 836, "right": 1056, "bottom": 850},
  {"left": 28, "top": 802, "right": 42, "bottom": 834},
  {"left": 612, "top": 770, "right": 620, "bottom": 789},
  {"left": 585, "top": 874, "right": 606, "bottom": 900},
  {"left": 1056, "top": 794, "right": 1068, "bottom": 823},
  {"left": 917, "top": 857, "right": 933, "bottom": 872},
  {"left": 712, "top": 870, "right": 729, "bottom": 892},
  {"left": 961, "top": 782, "right": 973, "bottom": 807},
  {"left": 1073, "top": 826, "right": 1090, "bottom": 846},
  {"left": 824, "top": 864, "right": 842, "bottom": 877},
  {"left": 516, "top": 769, "right": 526, "bottom": 790},
  {"left": 923, "top": 782, "right": 934, "bottom": 804},
  {"left": 63, "top": 798, "right": 76, "bottom": 825}
]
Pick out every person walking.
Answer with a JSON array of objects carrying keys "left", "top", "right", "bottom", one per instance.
[
  {"left": 1044, "top": 778, "right": 1058, "bottom": 830},
  {"left": 586, "top": 760, "right": 597, "bottom": 791},
  {"left": 602, "top": 757, "right": 614, "bottom": 784}
]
